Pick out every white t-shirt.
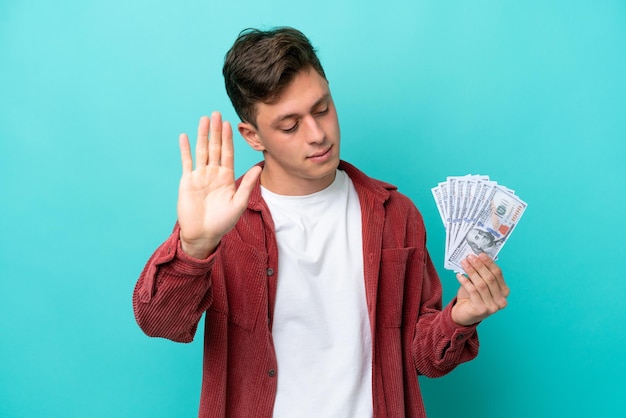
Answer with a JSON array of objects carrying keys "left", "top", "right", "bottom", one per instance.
[{"left": 261, "top": 170, "right": 373, "bottom": 418}]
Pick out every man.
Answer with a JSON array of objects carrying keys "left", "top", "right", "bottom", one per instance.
[{"left": 133, "top": 27, "right": 509, "bottom": 418}]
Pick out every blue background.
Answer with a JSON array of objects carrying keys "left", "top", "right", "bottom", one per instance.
[{"left": 1, "top": 1, "right": 625, "bottom": 417}]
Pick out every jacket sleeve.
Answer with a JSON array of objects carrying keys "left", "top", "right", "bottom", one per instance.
[
  {"left": 404, "top": 204, "right": 480, "bottom": 377},
  {"left": 132, "top": 224, "right": 216, "bottom": 343},
  {"left": 411, "top": 249, "right": 480, "bottom": 377}
]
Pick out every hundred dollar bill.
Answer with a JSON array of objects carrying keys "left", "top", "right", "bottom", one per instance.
[
  {"left": 450, "top": 175, "right": 489, "bottom": 253},
  {"left": 445, "top": 176, "right": 459, "bottom": 262},
  {"left": 451, "top": 177, "right": 494, "bottom": 253},
  {"left": 446, "top": 185, "right": 527, "bottom": 272},
  {"left": 431, "top": 182, "right": 447, "bottom": 225},
  {"left": 444, "top": 175, "right": 484, "bottom": 270}
]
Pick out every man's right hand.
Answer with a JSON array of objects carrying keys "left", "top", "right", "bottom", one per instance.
[{"left": 177, "top": 112, "right": 262, "bottom": 259}]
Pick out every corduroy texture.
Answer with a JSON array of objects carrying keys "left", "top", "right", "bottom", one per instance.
[{"left": 133, "top": 160, "right": 479, "bottom": 417}]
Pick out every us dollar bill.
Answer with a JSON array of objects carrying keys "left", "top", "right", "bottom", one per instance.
[
  {"left": 446, "top": 185, "right": 527, "bottom": 272},
  {"left": 432, "top": 175, "right": 527, "bottom": 272}
]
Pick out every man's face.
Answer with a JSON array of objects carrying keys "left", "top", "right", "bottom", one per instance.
[{"left": 238, "top": 68, "right": 341, "bottom": 196}]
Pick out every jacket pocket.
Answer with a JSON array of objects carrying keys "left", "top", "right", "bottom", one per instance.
[
  {"left": 379, "top": 248, "right": 416, "bottom": 328},
  {"left": 219, "top": 240, "right": 267, "bottom": 332}
]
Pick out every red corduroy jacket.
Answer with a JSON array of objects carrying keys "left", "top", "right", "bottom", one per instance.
[{"left": 133, "top": 161, "right": 479, "bottom": 418}]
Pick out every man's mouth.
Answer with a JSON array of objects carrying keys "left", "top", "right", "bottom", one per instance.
[{"left": 308, "top": 146, "right": 332, "bottom": 159}]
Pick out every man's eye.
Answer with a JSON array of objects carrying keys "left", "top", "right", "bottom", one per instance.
[
  {"left": 281, "top": 122, "right": 298, "bottom": 133},
  {"left": 315, "top": 107, "right": 329, "bottom": 116}
]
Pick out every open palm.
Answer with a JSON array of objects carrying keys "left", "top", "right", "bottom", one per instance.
[{"left": 177, "top": 112, "right": 261, "bottom": 259}]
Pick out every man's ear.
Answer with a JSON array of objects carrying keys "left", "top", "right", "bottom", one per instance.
[{"left": 238, "top": 122, "right": 265, "bottom": 151}]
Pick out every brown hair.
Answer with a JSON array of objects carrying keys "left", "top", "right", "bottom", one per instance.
[{"left": 223, "top": 27, "right": 327, "bottom": 126}]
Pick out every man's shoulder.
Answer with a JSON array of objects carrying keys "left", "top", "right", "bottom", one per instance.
[
  {"left": 339, "top": 160, "right": 418, "bottom": 204},
  {"left": 339, "top": 162, "right": 427, "bottom": 239},
  {"left": 339, "top": 160, "right": 397, "bottom": 192}
]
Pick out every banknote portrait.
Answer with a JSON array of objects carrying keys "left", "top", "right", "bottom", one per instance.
[{"left": 464, "top": 227, "right": 503, "bottom": 258}]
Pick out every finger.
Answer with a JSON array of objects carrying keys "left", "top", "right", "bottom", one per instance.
[
  {"left": 179, "top": 133, "right": 192, "bottom": 174},
  {"left": 233, "top": 166, "right": 262, "bottom": 208},
  {"left": 178, "top": 134, "right": 193, "bottom": 174},
  {"left": 464, "top": 255, "right": 508, "bottom": 310},
  {"left": 477, "top": 253, "right": 510, "bottom": 298},
  {"left": 461, "top": 256, "right": 497, "bottom": 308},
  {"left": 221, "top": 121, "right": 234, "bottom": 169},
  {"left": 455, "top": 271, "right": 485, "bottom": 312},
  {"left": 195, "top": 116, "right": 210, "bottom": 168},
  {"left": 465, "top": 253, "right": 494, "bottom": 281},
  {"left": 208, "top": 111, "right": 223, "bottom": 166}
]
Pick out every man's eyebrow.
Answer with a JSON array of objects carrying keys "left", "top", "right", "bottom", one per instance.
[
  {"left": 271, "top": 94, "right": 330, "bottom": 126},
  {"left": 311, "top": 93, "right": 330, "bottom": 109}
]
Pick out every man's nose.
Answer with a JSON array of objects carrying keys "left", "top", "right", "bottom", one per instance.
[{"left": 303, "top": 115, "right": 324, "bottom": 143}]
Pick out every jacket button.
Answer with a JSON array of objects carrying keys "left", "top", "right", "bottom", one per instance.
[
  {"left": 267, "top": 268, "right": 274, "bottom": 276},
  {"left": 268, "top": 369, "right": 276, "bottom": 377}
]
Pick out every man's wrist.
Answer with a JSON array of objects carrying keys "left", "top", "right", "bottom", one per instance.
[
  {"left": 179, "top": 236, "right": 219, "bottom": 260},
  {"left": 450, "top": 302, "right": 481, "bottom": 327}
]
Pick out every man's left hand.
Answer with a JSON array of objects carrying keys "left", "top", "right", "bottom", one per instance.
[{"left": 451, "top": 253, "right": 510, "bottom": 326}]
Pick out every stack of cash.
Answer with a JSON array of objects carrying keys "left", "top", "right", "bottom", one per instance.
[{"left": 431, "top": 175, "right": 527, "bottom": 272}]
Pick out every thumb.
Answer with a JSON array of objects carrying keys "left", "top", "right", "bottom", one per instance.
[{"left": 233, "top": 166, "right": 262, "bottom": 208}]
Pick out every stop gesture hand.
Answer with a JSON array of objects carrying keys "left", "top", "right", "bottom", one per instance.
[{"left": 177, "top": 112, "right": 262, "bottom": 259}]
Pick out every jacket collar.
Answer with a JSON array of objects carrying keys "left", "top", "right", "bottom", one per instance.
[{"left": 243, "top": 160, "right": 396, "bottom": 212}]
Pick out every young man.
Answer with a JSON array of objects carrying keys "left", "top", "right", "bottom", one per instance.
[{"left": 133, "top": 27, "right": 509, "bottom": 418}]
